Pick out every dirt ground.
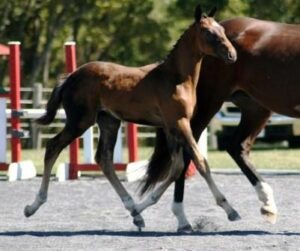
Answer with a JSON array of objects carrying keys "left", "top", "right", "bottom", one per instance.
[{"left": 0, "top": 172, "right": 299, "bottom": 250}]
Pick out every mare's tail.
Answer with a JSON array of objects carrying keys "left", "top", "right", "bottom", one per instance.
[
  {"left": 140, "top": 128, "right": 172, "bottom": 196},
  {"left": 36, "top": 82, "right": 65, "bottom": 125}
]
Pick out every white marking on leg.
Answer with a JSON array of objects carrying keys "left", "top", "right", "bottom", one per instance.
[
  {"left": 122, "top": 195, "right": 135, "bottom": 211},
  {"left": 206, "top": 175, "right": 240, "bottom": 221},
  {"left": 185, "top": 136, "right": 240, "bottom": 221},
  {"left": 33, "top": 192, "right": 47, "bottom": 207},
  {"left": 255, "top": 181, "right": 278, "bottom": 222},
  {"left": 135, "top": 192, "right": 158, "bottom": 214},
  {"left": 172, "top": 202, "right": 191, "bottom": 231},
  {"left": 121, "top": 195, "right": 145, "bottom": 228}
]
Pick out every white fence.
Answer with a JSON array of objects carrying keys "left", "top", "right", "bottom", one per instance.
[{"left": 3, "top": 84, "right": 209, "bottom": 157}]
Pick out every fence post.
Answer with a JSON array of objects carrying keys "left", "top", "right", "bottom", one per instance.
[
  {"left": 32, "top": 83, "right": 43, "bottom": 148},
  {"left": 9, "top": 42, "right": 22, "bottom": 163},
  {"left": 127, "top": 123, "right": 138, "bottom": 162},
  {"left": 0, "top": 97, "right": 7, "bottom": 163},
  {"left": 33, "top": 83, "right": 43, "bottom": 108},
  {"left": 64, "top": 41, "right": 79, "bottom": 179}
]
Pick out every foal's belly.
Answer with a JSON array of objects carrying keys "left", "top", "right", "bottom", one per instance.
[{"left": 106, "top": 106, "right": 164, "bottom": 127}]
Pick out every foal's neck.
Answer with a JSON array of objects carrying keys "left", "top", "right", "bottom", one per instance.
[{"left": 164, "top": 24, "right": 203, "bottom": 87}]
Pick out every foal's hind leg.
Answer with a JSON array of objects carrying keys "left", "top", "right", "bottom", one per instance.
[
  {"left": 228, "top": 94, "right": 277, "bottom": 223},
  {"left": 24, "top": 124, "right": 85, "bottom": 217},
  {"left": 95, "top": 112, "right": 145, "bottom": 230},
  {"left": 135, "top": 133, "right": 185, "bottom": 217},
  {"left": 137, "top": 133, "right": 184, "bottom": 212}
]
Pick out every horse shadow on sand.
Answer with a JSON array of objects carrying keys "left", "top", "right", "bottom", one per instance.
[{"left": 0, "top": 229, "right": 299, "bottom": 238}]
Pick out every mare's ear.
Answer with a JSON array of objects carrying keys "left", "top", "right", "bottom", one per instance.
[
  {"left": 208, "top": 6, "right": 217, "bottom": 17},
  {"left": 194, "top": 4, "right": 202, "bottom": 22}
]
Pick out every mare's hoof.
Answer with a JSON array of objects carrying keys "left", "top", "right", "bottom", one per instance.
[
  {"left": 261, "top": 206, "right": 278, "bottom": 224},
  {"left": 177, "top": 224, "right": 193, "bottom": 233},
  {"left": 228, "top": 210, "right": 241, "bottom": 221}
]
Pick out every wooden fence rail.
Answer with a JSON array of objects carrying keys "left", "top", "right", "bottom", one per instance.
[{"left": 4, "top": 83, "right": 156, "bottom": 149}]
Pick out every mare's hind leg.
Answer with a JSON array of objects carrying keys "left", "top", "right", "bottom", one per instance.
[
  {"left": 228, "top": 93, "right": 277, "bottom": 223},
  {"left": 95, "top": 112, "right": 145, "bottom": 230},
  {"left": 24, "top": 124, "right": 87, "bottom": 217}
]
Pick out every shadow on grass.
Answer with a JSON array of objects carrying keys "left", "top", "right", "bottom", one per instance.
[{"left": 0, "top": 229, "right": 299, "bottom": 237}]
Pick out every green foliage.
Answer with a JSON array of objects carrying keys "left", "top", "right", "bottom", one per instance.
[
  {"left": 0, "top": 0, "right": 300, "bottom": 88},
  {"left": 0, "top": 0, "right": 172, "bottom": 87},
  {"left": 246, "top": 0, "right": 300, "bottom": 23}
]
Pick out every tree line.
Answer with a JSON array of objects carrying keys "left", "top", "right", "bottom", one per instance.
[{"left": 0, "top": 0, "right": 299, "bottom": 88}]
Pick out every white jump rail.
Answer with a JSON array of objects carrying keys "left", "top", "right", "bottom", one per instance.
[
  {"left": 5, "top": 108, "right": 123, "bottom": 172},
  {"left": 3, "top": 108, "right": 207, "bottom": 182}
]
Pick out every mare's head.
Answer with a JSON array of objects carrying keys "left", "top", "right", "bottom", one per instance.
[{"left": 194, "top": 5, "right": 237, "bottom": 63}]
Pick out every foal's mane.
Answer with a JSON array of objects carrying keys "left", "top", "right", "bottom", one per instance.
[{"left": 163, "top": 23, "right": 196, "bottom": 62}]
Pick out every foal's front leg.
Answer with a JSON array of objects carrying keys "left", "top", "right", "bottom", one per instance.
[
  {"left": 178, "top": 118, "right": 241, "bottom": 221},
  {"left": 96, "top": 113, "right": 145, "bottom": 230}
]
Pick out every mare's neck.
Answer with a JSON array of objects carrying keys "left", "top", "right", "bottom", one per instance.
[{"left": 163, "top": 24, "right": 203, "bottom": 87}]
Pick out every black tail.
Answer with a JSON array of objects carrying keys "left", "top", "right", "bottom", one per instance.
[
  {"left": 36, "top": 82, "right": 65, "bottom": 125},
  {"left": 140, "top": 128, "right": 172, "bottom": 196}
]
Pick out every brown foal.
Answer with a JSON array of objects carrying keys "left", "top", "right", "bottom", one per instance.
[{"left": 24, "top": 5, "right": 238, "bottom": 231}]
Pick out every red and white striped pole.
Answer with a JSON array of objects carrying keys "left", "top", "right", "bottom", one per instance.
[
  {"left": 61, "top": 42, "right": 142, "bottom": 180},
  {"left": 127, "top": 123, "right": 138, "bottom": 162},
  {"left": 64, "top": 41, "right": 79, "bottom": 179},
  {"left": 9, "top": 42, "right": 22, "bottom": 163}
]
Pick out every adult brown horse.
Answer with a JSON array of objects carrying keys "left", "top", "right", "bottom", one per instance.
[
  {"left": 24, "top": 5, "right": 239, "bottom": 230},
  {"left": 142, "top": 16, "right": 300, "bottom": 231}
]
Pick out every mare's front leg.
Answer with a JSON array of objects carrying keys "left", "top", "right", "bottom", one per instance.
[
  {"left": 228, "top": 94, "right": 277, "bottom": 223},
  {"left": 96, "top": 112, "right": 145, "bottom": 230},
  {"left": 178, "top": 118, "right": 241, "bottom": 221}
]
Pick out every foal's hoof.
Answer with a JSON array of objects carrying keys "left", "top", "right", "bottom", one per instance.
[
  {"left": 177, "top": 224, "right": 193, "bottom": 233},
  {"left": 133, "top": 215, "right": 145, "bottom": 230},
  {"left": 261, "top": 206, "right": 278, "bottom": 224},
  {"left": 228, "top": 210, "right": 241, "bottom": 221},
  {"left": 24, "top": 205, "right": 34, "bottom": 218}
]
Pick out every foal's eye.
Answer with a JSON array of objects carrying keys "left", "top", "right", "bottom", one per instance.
[{"left": 204, "top": 30, "right": 218, "bottom": 42}]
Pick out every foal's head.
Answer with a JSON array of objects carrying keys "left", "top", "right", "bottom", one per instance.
[{"left": 194, "top": 5, "right": 237, "bottom": 63}]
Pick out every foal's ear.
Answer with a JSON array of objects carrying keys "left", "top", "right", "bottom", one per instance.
[
  {"left": 208, "top": 6, "right": 217, "bottom": 17},
  {"left": 194, "top": 4, "right": 202, "bottom": 22}
]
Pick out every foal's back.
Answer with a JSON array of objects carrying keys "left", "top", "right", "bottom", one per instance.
[{"left": 62, "top": 61, "right": 165, "bottom": 125}]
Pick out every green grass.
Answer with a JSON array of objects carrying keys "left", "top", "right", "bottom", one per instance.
[
  {"left": 4, "top": 146, "right": 300, "bottom": 175},
  {"left": 208, "top": 148, "right": 300, "bottom": 170}
]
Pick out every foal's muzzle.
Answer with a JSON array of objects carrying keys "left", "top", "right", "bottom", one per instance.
[
  {"left": 218, "top": 45, "right": 237, "bottom": 64},
  {"left": 227, "top": 48, "right": 237, "bottom": 63}
]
